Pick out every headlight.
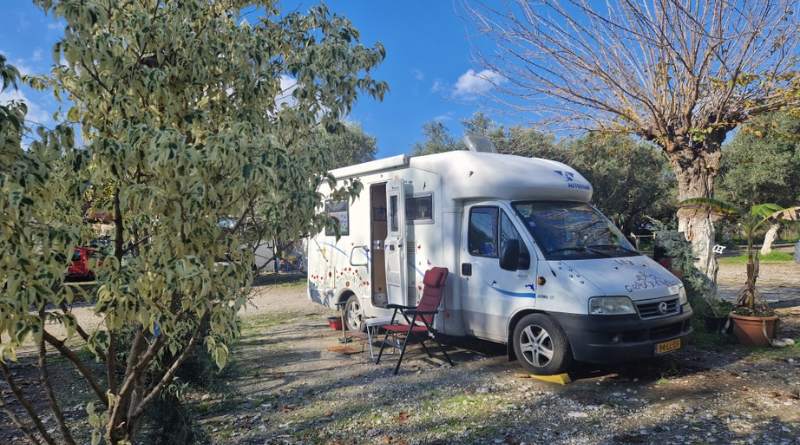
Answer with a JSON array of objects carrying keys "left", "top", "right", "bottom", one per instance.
[
  {"left": 589, "top": 296, "right": 636, "bottom": 315},
  {"left": 679, "top": 286, "right": 688, "bottom": 305}
]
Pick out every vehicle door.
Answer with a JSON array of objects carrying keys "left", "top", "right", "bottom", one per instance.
[
  {"left": 460, "top": 203, "right": 536, "bottom": 342},
  {"left": 385, "top": 179, "right": 409, "bottom": 306}
]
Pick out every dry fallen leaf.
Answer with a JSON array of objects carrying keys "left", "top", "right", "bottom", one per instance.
[
  {"left": 397, "top": 411, "right": 411, "bottom": 424},
  {"left": 380, "top": 435, "right": 393, "bottom": 444}
]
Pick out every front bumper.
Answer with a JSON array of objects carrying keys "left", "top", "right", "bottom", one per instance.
[{"left": 550, "top": 305, "right": 694, "bottom": 364}]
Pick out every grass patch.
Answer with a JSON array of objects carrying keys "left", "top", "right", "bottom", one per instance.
[
  {"left": 241, "top": 310, "right": 304, "bottom": 332},
  {"left": 719, "top": 251, "right": 794, "bottom": 264}
]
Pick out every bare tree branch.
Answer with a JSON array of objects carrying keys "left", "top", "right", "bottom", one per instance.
[
  {"left": 37, "top": 323, "right": 77, "bottom": 445},
  {"left": 42, "top": 331, "right": 108, "bottom": 407},
  {"left": 0, "top": 360, "right": 57, "bottom": 445}
]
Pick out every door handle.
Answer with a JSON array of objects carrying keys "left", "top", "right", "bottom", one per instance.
[{"left": 461, "top": 263, "right": 472, "bottom": 276}]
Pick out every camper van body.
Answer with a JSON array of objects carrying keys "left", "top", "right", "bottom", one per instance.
[{"left": 307, "top": 151, "right": 693, "bottom": 374}]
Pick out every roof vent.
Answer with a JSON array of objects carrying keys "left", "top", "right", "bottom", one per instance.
[{"left": 462, "top": 135, "right": 498, "bottom": 153}]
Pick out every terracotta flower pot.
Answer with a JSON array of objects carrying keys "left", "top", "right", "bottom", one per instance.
[{"left": 729, "top": 312, "right": 778, "bottom": 347}]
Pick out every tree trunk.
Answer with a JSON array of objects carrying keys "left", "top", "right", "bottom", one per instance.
[
  {"left": 669, "top": 139, "right": 722, "bottom": 288},
  {"left": 760, "top": 222, "right": 780, "bottom": 255}
]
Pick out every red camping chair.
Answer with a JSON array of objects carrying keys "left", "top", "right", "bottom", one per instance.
[{"left": 376, "top": 267, "right": 454, "bottom": 374}]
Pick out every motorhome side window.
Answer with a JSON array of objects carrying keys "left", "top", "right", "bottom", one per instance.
[
  {"left": 325, "top": 200, "right": 350, "bottom": 236},
  {"left": 406, "top": 194, "right": 433, "bottom": 223},
  {"left": 500, "top": 212, "right": 529, "bottom": 259},
  {"left": 468, "top": 207, "right": 499, "bottom": 257}
]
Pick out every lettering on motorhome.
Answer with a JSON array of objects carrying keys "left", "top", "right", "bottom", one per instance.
[
  {"left": 625, "top": 272, "right": 680, "bottom": 292},
  {"left": 614, "top": 259, "right": 635, "bottom": 266},
  {"left": 567, "top": 183, "right": 591, "bottom": 190}
]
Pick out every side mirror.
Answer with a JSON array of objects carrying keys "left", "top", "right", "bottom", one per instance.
[{"left": 499, "top": 239, "right": 520, "bottom": 271}]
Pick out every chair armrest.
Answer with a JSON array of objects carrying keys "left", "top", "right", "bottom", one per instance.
[
  {"left": 386, "top": 304, "right": 415, "bottom": 310},
  {"left": 404, "top": 309, "right": 437, "bottom": 316}
]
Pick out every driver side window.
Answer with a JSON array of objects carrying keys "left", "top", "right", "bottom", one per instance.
[
  {"left": 501, "top": 212, "right": 529, "bottom": 258},
  {"left": 468, "top": 207, "right": 498, "bottom": 257}
]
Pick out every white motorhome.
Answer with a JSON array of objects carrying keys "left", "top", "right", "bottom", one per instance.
[{"left": 307, "top": 145, "right": 693, "bottom": 375}]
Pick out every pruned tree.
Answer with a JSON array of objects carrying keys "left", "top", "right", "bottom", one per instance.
[
  {"left": 1, "top": 1, "right": 387, "bottom": 444},
  {"left": 461, "top": 0, "right": 800, "bottom": 283}
]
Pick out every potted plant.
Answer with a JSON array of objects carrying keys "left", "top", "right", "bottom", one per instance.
[
  {"left": 679, "top": 199, "right": 800, "bottom": 346},
  {"left": 651, "top": 221, "right": 732, "bottom": 332}
]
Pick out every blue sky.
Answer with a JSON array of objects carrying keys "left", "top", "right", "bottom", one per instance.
[{"left": 0, "top": 1, "right": 504, "bottom": 159}]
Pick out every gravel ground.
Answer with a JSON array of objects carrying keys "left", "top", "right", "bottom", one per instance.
[
  {"left": 198, "top": 262, "right": 800, "bottom": 445},
  {"left": 2, "top": 263, "right": 799, "bottom": 445}
]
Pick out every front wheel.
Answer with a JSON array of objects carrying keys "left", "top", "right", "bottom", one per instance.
[
  {"left": 513, "top": 314, "right": 572, "bottom": 375},
  {"left": 344, "top": 295, "right": 365, "bottom": 332}
]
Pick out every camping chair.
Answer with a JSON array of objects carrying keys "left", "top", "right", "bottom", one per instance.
[{"left": 376, "top": 267, "right": 454, "bottom": 374}]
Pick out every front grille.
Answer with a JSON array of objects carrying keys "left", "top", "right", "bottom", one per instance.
[{"left": 636, "top": 296, "right": 680, "bottom": 319}]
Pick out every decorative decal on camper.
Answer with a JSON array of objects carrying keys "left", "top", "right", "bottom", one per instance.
[
  {"left": 320, "top": 241, "right": 348, "bottom": 257},
  {"left": 624, "top": 272, "right": 681, "bottom": 292},
  {"left": 336, "top": 267, "right": 368, "bottom": 290},
  {"left": 482, "top": 280, "right": 536, "bottom": 298},
  {"left": 554, "top": 170, "right": 590, "bottom": 190},
  {"left": 554, "top": 170, "right": 575, "bottom": 182}
]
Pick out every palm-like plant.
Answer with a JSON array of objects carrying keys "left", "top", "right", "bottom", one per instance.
[{"left": 678, "top": 198, "right": 800, "bottom": 314}]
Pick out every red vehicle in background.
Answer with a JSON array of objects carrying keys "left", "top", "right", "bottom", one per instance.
[{"left": 65, "top": 246, "right": 102, "bottom": 282}]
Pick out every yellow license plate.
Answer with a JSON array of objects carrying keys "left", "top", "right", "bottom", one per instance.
[{"left": 655, "top": 338, "right": 681, "bottom": 355}]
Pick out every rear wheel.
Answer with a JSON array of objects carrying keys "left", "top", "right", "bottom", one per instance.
[
  {"left": 513, "top": 314, "right": 572, "bottom": 375},
  {"left": 344, "top": 295, "right": 364, "bottom": 332}
]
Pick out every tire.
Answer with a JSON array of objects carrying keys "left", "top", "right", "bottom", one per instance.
[
  {"left": 513, "top": 313, "right": 572, "bottom": 375},
  {"left": 344, "top": 295, "right": 365, "bottom": 332}
]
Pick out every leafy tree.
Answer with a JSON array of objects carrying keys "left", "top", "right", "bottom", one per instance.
[
  {"left": 410, "top": 120, "right": 464, "bottom": 155},
  {"left": 1, "top": 2, "right": 386, "bottom": 445},
  {"left": 499, "top": 124, "right": 560, "bottom": 160},
  {"left": 247, "top": 122, "right": 378, "bottom": 273},
  {"left": 563, "top": 133, "right": 676, "bottom": 236},
  {"left": 719, "top": 112, "right": 800, "bottom": 207},
  {"left": 462, "top": 0, "right": 800, "bottom": 283},
  {"left": 315, "top": 121, "right": 378, "bottom": 169}
]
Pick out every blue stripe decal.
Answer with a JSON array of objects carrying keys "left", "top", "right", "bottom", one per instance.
[
  {"left": 409, "top": 262, "right": 425, "bottom": 278},
  {"left": 484, "top": 280, "right": 536, "bottom": 298},
  {"left": 319, "top": 242, "right": 347, "bottom": 257}
]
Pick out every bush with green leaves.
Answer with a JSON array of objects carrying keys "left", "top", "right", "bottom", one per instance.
[{"left": 1, "top": 1, "right": 387, "bottom": 444}]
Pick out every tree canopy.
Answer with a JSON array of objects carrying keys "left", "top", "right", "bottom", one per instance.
[{"left": 1, "top": 1, "right": 387, "bottom": 443}]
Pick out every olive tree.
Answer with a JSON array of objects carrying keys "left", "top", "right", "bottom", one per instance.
[
  {"left": 462, "top": 0, "right": 800, "bottom": 283},
  {"left": 1, "top": 1, "right": 386, "bottom": 444}
]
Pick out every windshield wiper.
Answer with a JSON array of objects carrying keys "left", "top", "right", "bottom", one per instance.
[
  {"left": 590, "top": 244, "right": 639, "bottom": 255},
  {"left": 548, "top": 246, "right": 611, "bottom": 257}
]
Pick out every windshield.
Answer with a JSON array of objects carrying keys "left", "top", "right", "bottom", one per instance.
[{"left": 512, "top": 201, "right": 637, "bottom": 259}]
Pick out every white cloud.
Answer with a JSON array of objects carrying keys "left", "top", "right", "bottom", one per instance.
[
  {"left": 32, "top": 49, "right": 43, "bottom": 62},
  {"left": 433, "top": 113, "right": 453, "bottom": 122},
  {"left": 411, "top": 68, "right": 424, "bottom": 81},
  {"left": 452, "top": 69, "right": 504, "bottom": 99},
  {"left": 431, "top": 79, "right": 444, "bottom": 94},
  {"left": 0, "top": 89, "right": 51, "bottom": 126},
  {"left": 11, "top": 58, "right": 36, "bottom": 77}
]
